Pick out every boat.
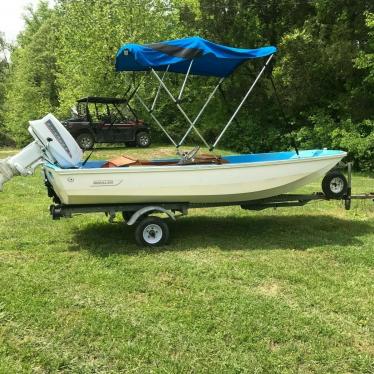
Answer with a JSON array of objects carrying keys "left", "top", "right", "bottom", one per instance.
[
  {"left": 43, "top": 149, "right": 346, "bottom": 205},
  {"left": 2, "top": 37, "right": 369, "bottom": 245},
  {"left": 1, "top": 37, "right": 347, "bottom": 207}
]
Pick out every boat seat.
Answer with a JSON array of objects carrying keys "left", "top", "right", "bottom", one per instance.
[
  {"left": 101, "top": 154, "right": 228, "bottom": 168},
  {"left": 102, "top": 155, "right": 139, "bottom": 168}
]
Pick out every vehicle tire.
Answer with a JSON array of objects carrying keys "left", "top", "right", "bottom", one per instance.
[
  {"left": 122, "top": 211, "right": 133, "bottom": 222},
  {"left": 135, "top": 216, "right": 170, "bottom": 246},
  {"left": 76, "top": 132, "right": 94, "bottom": 150},
  {"left": 136, "top": 131, "right": 151, "bottom": 148},
  {"left": 322, "top": 171, "right": 348, "bottom": 199}
]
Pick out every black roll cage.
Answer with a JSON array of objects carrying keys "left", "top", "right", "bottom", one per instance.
[{"left": 76, "top": 97, "right": 138, "bottom": 124}]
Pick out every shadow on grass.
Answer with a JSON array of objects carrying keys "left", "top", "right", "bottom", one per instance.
[{"left": 69, "top": 214, "right": 372, "bottom": 256}]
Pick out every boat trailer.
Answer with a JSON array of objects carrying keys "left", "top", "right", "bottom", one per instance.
[{"left": 50, "top": 163, "right": 373, "bottom": 246}]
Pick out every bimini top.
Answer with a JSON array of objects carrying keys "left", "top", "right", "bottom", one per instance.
[{"left": 115, "top": 36, "right": 277, "bottom": 77}]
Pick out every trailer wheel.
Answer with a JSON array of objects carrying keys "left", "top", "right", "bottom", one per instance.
[
  {"left": 135, "top": 216, "right": 170, "bottom": 246},
  {"left": 322, "top": 172, "right": 348, "bottom": 199}
]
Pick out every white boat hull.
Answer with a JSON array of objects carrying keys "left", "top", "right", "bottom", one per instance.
[{"left": 44, "top": 151, "right": 347, "bottom": 205}]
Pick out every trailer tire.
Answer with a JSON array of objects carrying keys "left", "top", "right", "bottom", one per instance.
[
  {"left": 135, "top": 216, "right": 170, "bottom": 246},
  {"left": 322, "top": 172, "right": 348, "bottom": 199}
]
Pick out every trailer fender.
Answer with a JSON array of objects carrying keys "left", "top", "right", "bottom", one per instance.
[{"left": 126, "top": 206, "right": 176, "bottom": 226}]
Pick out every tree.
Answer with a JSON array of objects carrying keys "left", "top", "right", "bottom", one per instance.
[
  {"left": 0, "top": 32, "right": 14, "bottom": 146},
  {"left": 55, "top": 0, "right": 183, "bottom": 115},
  {"left": 3, "top": 1, "right": 58, "bottom": 145},
  {"left": 0, "top": 33, "right": 9, "bottom": 125},
  {"left": 1, "top": 0, "right": 373, "bottom": 169}
]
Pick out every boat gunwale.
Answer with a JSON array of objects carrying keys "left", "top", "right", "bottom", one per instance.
[{"left": 43, "top": 151, "right": 347, "bottom": 175}]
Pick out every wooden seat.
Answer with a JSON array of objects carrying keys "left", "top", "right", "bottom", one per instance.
[{"left": 102, "top": 154, "right": 228, "bottom": 168}]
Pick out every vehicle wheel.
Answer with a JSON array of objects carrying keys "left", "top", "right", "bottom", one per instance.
[
  {"left": 122, "top": 211, "right": 133, "bottom": 222},
  {"left": 76, "top": 132, "right": 94, "bottom": 150},
  {"left": 322, "top": 171, "right": 348, "bottom": 199},
  {"left": 136, "top": 131, "right": 151, "bottom": 148},
  {"left": 135, "top": 216, "right": 170, "bottom": 246}
]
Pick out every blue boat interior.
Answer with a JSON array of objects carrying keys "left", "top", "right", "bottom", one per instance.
[
  {"left": 223, "top": 149, "right": 344, "bottom": 163},
  {"left": 45, "top": 149, "right": 345, "bottom": 170}
]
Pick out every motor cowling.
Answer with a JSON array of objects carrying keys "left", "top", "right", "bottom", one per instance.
[{"left": 0, "top": 113, "right": 83, "bottom": 190}]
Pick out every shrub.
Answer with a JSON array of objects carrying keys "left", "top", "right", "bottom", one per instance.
[{"left": 295, "top": 113, "right": 373, "bottom": 172}]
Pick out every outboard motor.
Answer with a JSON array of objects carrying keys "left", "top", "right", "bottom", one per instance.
[{"left": 0, "top": 113, "right": 82, "bottom": 190}]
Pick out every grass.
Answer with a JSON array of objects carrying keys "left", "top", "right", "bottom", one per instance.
[{"left": 0, "top": 145, "right": 373, "bottom": 373}]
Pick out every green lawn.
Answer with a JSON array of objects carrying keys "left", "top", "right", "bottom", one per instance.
[{"left": 0, "top": 146, "right": 373, "bottom": 373}]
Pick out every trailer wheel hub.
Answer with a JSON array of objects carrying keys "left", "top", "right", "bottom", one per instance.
[
  {"left": 330, "top": 177, "right": 345, "bottom": 193},
  {"left": 143, "top": 223, "right": 162, "bottom": 244}
]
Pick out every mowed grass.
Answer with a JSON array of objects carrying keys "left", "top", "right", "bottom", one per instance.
[{"left": 0, "top": 145, "right": 373, "bottom": 373}]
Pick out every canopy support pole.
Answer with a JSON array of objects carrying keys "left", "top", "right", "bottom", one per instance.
[
  {"left": 151, "top": 65, "right": 169, "bottom": 111},
  {"left": 135, "top": 92, "right": 178, "bottom": 147},
  {"left": 151, "top": 68, "right": 211, "bottom": 150},
  {"left": 211, "top": 54, "right": 274, "bottom": 151},
  {"left": 177, "top": 77, "right": 224, "bottom": 148},
  {"left": 177, "top": 60, "right": 193, "bottom": 102}
]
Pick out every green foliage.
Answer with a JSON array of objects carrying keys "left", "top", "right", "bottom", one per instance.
[
  {"left": 0, "top": 1, "right": 373, "bottom": 169},
  {"left": 3, "top": 1, "right": 58, "bottom": 145},
  {"left": 0, "top": 34, "right": 8, "bottom": 126},
  {"left": 332, "top": 119, "right": 374, "bottom": 171},
  {"left": 0, "top": 34, "right": 15, "bottom": 146},
  {"left": 54, "top": 0, "right": 185, "bottom": 116},
  {"left": 355, "top": 12, "right": 374, "bottom": 78},
  {"left": 295, "top": 112, "right": 374, "bottom": 171}
]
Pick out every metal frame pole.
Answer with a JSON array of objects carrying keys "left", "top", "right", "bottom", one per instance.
[
  {"left": 151, "top": 65, "right": 169, "bottom": 111},
  {"left": 178, "top": 77, "right": 224, "bottom": 148},
  {"left": 135, "top": 93, "right": 178, "bottom": 147},
  {"left": 151, "top": 68, "right": 211, "bottom": 149},
  {"left": 211, "top": 54, "right": 274, "bottom": 150},
  {"left": 177, "top": 60, "right": 193, "bottom": 101}
]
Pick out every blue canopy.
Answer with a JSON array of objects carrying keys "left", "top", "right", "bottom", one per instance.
[{"left": 115, "top": 36, "right": 277, "bottom": 77}]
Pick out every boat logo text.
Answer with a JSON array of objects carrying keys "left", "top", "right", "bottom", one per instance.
[{"left": 91, "top": 179, "right": 123, "bottom": 187}]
